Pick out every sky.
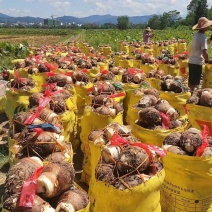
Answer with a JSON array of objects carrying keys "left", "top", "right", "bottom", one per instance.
[{"left": 1, "top": 0, "right": 212, "bottom": 18}]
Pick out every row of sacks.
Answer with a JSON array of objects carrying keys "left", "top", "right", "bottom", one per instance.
[
  {"left": 118, "top": 39, "right": 187, "bottom": 56},
  {"left": 79, "top": 120, "right": 212, "bottom": 212}
]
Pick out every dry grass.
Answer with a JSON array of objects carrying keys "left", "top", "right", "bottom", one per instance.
[{"left": 0, "top": 35, "right": 71, "bottom": 47}]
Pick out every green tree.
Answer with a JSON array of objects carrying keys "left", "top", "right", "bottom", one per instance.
[
  {"left": 117, "top": 16, "right": 130, "bottom": 30},
  {"left": 185, "top": 0, "right": 209, "bottom": 25},
  {"left": 148, "top": 15, "right": 161, "bottom": 29},
  {"left": 194, "top": 0, "right": 208, "bottom": 23}
]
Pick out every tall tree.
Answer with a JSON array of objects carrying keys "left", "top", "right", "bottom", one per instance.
[
  {"left": 194, "top": 0, "right": 208, "bottom": 23},
  {"left": 117, "top": 16, "right": 130, "bottom": 30},
  {"left": 186, "top": 0, "right": 209, "bottom": 25}
]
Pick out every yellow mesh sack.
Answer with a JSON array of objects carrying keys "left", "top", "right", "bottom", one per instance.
[
  {"left": 203, "top": 64, "right": 212, "bottom": 88},
  {"left": 187, "top": 104, "right": 212, "bottom": 135},
  {"left": 5, "top": 86, "right": 40, "bottom": 121},
  {"left": 146, "top": 78, "right": 161, "bottom": 90},
  {"left": 159, "top": 91, "right": 191, "bottom": 117},
  {"left": 161, "top": 152, "right": 212, "bottom": 212},
  {"left": 131, "top": 121, "right": 188, "bottom": 147},
  {"left": 140, "top": 63, "right": 157, "bottom": 74},
  {"left": 75, "top": 82, "right": 93, "bottom": 115},
  {"left": 118, "top": 60, "right": 134, "bottom": 68},
  {"left": 89, "top": 169, "right": 165, "bottom": 212}
]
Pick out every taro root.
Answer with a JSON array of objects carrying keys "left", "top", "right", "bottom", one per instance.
[
  {"left": 4, "top": 157, "right": 43, "bottom": 198},
  {"left": 92, "top": 95, "right": 112, "bottom": 108},
  {"left": 38, "top": 63, "right": 50, "bottom": 72},
  {"left": 3, "top": 193, "right": 19, "bottom": 212},
  {"left": 17, "top": 130, "right": 65, "bottom": 158},
  {"left": 113, "top": 174, "right": 143, "bottom": 191},
  {"left": 95, "top": 71, "right": 115, "bottom": 81},
  {"left": 10, "top": 78, "right": 35, "bottom": 91},
  {"left": 143, "top": 88, "right": 160, "bottom": 98},
  {"left": 155, "top": 99, "right": 179, "bottom": 120},
  {"left": 37, "top": 161, "right": 75, "bottom": 198},
  {"left": 72, "top": 71, "right": 89, "bottom": 84},
  {"left": 137, "top": 94, "right": 158, "bottom": 108},
  {"left": 38, "top": 108, "right": 61, "bottom": 126},
  {"left": 96, "top": 163, "right": 115, "bottom": 183},
  {"left": 163, "top": 132, "right": 182, "bottom": 146},
  {"left": 201, "top": 147, "right": 212, "bottom": 157},
  {"left": 138, "top": 107, "right": 162, "bottom": 127},
  {"left": 112, "top": 101, "right": 123, "bottom": 114},
  {"left": 199, "top": 89, "right": 212, "bottom": 107},
  {"left": 101, "top": 146, "right": 121, "bottom": 163},
  {"left": 180, "top": 128, "right": 202, "bottom": 155},
  {"left": 94, "top": 105, "right": 116, "bottom": 116},
  {"left": 55, "top": 186, "right": 89, "bottom": 212},
  {"left": 207, "top": 136, "right": 212, "bottom": 147},
  {"left": 155, "top": 69, "right": 165, "bottom": 79},
  {"left": 166, "top": 145, "right": 187, "bottom": 155},
  {"left": 28, "top": 66, "right": 39, "bottom": 75},
  {"left": 47, "top": 74, "right": 73, "bottom": 87},
  {"left": 169, "top": 120, "right": 183, "bottom": 129},
  {"left": 92, "top": 82, "right": 116, "bottom": 95},
  {"left": 45, "top": 144, "right": 72, "bottom": 163},
  {"left": 117, "top": 145, "right": 151, "bottom": 173},
  {"left": 88, "top": 129, "right": 106, "bottom": 145},
  {"left": 132, "top": 72, "right": 146, "bottom": 83},
  {"left": 186, "top": 95, "right": 200, "bottom": 104},
  {"left": 104, "top": 123, "right": 131, "bottom": 139},
  {"left": 29, "top": 93, "right": 45, "bottom": 108},
  {"left": 144, "top": 161, "right": 163, "bottom": 176}
]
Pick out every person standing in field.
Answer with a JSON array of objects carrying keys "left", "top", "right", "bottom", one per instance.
[
  {"left": 188, "top": 17, "right": 212, "bottom": 93},
  {"left": 143, "top": 27, "right": 154, "bottom": 43}
]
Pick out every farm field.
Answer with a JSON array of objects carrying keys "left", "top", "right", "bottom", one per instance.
[{"left": 0, "top": 27, "right": 212, "bottom": 211}]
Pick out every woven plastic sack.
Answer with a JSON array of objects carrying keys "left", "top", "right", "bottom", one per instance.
[
  {"left": 131, "top": 121, "right": 188, "bottom": 147},
  {"left": 161, "top": 152, "right": 212, "bottom": 212},
  {"left": 119, "top": 60, "right": 134, "bottom": 68},
  {"left": 178, "top": 59, "right": 189, "bottom": 78},
  {"left": 160, "top": 91, "right": 191, "bottom": 117},
  {"left": 140, "top": 63, "right": 157, "bottom": 74},
  {"left": 75, "top": 82, "right": 93, "bottom": 115},
  {"left": 203, "top": 64, "right": 212, "bottom": 88},
  {"left": 187, "top": 104, "right": 212, "bottom": 136},
  {"left": 89, "top": 169, "right": 165, "bottom": 212},
  {"left": 5, "top": 86, "right": 39, "bottom": 121},
  {"left": 178, "top": 43, "right": 187, "bottom": 54},
  {"left": 133, "top": 60, "right": 142, "bottom": 69},
  {"left": 0, "top": 80, "right": 7, "bottom": 114},
  {"left": 80, "top": 106, "right": 123, "bottom": 184},
  {"left": 146, "top": 78, "right": 161, "bottom": 90}
]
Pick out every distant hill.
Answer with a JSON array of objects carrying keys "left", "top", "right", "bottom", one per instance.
[{"left": 0, "top": 13, "right": 153, "bottom": 25}]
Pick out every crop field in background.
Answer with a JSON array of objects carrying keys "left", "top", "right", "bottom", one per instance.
[{"left": 0, "top": 27, "right": 212, "bottom": 67}]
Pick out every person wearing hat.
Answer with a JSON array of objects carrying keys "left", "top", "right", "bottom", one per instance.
[
  {"left": 143, "top": 26, "right": 154, "bottom": 43},
  {"left": 188, "top": 17, "right": 212, "bottom": 93}
]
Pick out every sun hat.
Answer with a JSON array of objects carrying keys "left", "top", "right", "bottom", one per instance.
[
  {"left": 145, "top": 27, "right": 151, "bottom": 31},
  {"left": 192, "top": 17, "right": 212, "bottom": 30}
]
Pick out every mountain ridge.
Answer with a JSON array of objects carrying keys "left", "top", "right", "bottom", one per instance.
[{"left": 0, "top": 13, "right": 152, "bottom": 25}]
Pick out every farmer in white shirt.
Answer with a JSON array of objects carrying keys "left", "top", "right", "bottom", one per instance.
[{"left": 188, "top": 17, "right": 212, "bottom": 93}]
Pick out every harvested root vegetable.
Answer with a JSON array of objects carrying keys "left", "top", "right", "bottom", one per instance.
[
  {"left": 143, "top": 88, "right": 160, "bottom": 98},
  {"left": 94, "top": 71, "right": 115, "bottom": 82},
  {"left": 37, "top": 161, "right": 75, "bottom": 198},
  {"left": 3, "top": 193, "right": 19, "bottom": 211},
  {"left": 201, "top": 147, "right": 212, "bottom": 156},
  {"left": 15, "top": 129, "right": 65, "bottom": 158},
  {"left": 10, "top": 78, "right": 35, "bottom": 91},
  {"left": 137, "top": 94, "right": 158, "bottom": 108},
  {"left": 55, "top": 186, "right": 89, "bottom": 212},
  {"left": 163, "top": 132, "right": 182, "bottom": 146},
  {"left": 165, "top": 145, "right": 187, "bottom": 155},
  {"left": 113, "top": 174, "right": 143, "bottom": 191},
  {"left": 122, "top": 71, "right": 146, "bottom": 84},
  {"left": 138, "top": 107, "right": 162, "bottom": 128},
  {"left": 4, "top": 157, "right": 43, "bottom": 197},
  {"left": 47, "top": 74, "right": 73, "bottom": 87},
  {"left": 180, "top": 128, "right": 202, "bottom": 155},
  {"left": 38, "top": 108, "right": 61, "bottom": 126},
  {"left": 117, "top": 145, "right": 151, "bottom": 173},
  {"left": 169, "top": 120, "right": 183, "bottom": 129},
  {"left": 155, "top": 99, "right": 179, "bottom": 120},
  {"left": 199, "top": 89, "right": 212, "bottom": 107},
  {"left": 88, "top": 129, "right": 106, "bottom": 145},
  {"left": 92, "top": 81, "right": 116, "bottom": 95},
  {"left": 96, "top": 163, "right": 115, "bottom": 183},
  {"left": 72, "top": 71, "right": 89, "bottom": 84},
  {"left": 92, "top": 95, "right": 112, "bottom": 108},
  {"left": 101, "top": 145, "right": 121, "bottom": 163},
  {"left": 104, "top": 122, "right": 131, "bottom": 139},
  {"left": 29, "top": 92, "right": 45, "bottom": 107}
]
